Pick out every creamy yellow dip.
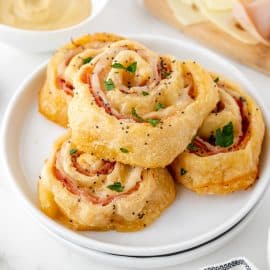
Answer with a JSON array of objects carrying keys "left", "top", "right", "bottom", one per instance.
[{"left": 0, "top": 0, "right": 91, "bottom": 30}]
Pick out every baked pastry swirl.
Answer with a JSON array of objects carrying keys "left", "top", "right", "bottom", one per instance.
[
  {"left": 69, "top": 39, "right": 219, "bottom": 168},
  {"left": 39, "top": 33, "right": 124, "bottom": 127},
  {"left": 38, "top": 133, "right": 175, "bottom": 231},
  {"left": 171, "top": 75, "right": 265, "bottom": 194}
]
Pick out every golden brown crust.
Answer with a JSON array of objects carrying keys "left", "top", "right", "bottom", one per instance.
[
  {"left": 38, "top": 133, "right": 176, "bottom": 231},
  {"left": 171, "top": 75, "right": 265, "bottom": 195},
  {"left": 177, "top": 170, "right": 258, "bottom": 195},
  {"left": 69, "top": 39, "right": 219, "bottom": 168},
  {"left": 38, "top": 33, "right": 125, "bottom": 127},
  {"left": 39, "top": 79, "right": 72, "bottom": 127}
]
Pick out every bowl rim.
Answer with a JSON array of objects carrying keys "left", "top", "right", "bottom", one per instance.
[
  {"left": 1, "top": 34, "right": 270, "bottom": 257},
  {"left": 0, "top": 0, "right": 109, "bottom": 34}
]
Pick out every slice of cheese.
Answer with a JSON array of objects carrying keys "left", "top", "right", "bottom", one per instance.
[
  {"left": 195, "top": 0, "right": 258, "bottom": 44},
  {"left": 167, "top": 0, "right": 206, "bottom": 26},
  {"left": 204, "top": 0, "right": 234, "bottom": 11},
  {"left": 180, "top": 0, "right": 195, "bottom": 4}
]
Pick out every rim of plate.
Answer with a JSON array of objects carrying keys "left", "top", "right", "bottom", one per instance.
[
  {"left": 38, "top": 186, "right": 267, "bottom": 269},
  {"left": 1, "top": 35, "right": 270, "bottom": 257}
]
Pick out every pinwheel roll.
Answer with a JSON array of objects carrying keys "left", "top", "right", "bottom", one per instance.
[
  {"left": 39, "top": 33, "right": 124, "bottom": 127},
  {"left": 171, "top": 75, "right": 265, "bottom": 195},
  {"left": 69, "top": 39, "right": 218, "bottom": 168},
  {"left": 38, "top": 133, "right": 175, "bottom": 231}
]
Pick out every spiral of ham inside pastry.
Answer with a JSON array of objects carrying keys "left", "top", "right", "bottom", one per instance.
[
  {"left": 190, "top": 80, "right": 249, "bottom": 156},
  {"left": 38, "top": 33, "right": 124, "bottom": 127},
  {"left": 171, "top": 74, "right": 265, "bottom": 195},
  {"left": 69, "top": 39, "right": 218, "bottom": 168},
  {"left": 38, "top": 134, "right": 175, "bottom": 231}
]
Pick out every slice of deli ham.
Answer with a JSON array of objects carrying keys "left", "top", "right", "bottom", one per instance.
[{"left": 233, "top": 0, "right": 270, "bottom": 46}]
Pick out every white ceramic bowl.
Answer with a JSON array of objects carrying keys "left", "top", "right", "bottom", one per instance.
[
  {"left": 0, "top": 0, "right": 109, "bottom": 52},
  {"left": 2, "top": 35, "right": 270, "bottom": 257}
]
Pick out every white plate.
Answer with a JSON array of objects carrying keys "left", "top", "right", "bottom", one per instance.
[
  {"left": 0, "top": 0, "right": 109, "bottom": 52},
  {"left": 2, "top": 35, "right": 270, "bottom": 257},
  {"left": 41, "top": 187, "right": 267, "bottom": 269}
]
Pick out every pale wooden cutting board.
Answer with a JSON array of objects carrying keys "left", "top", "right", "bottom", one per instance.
[{"left": 144, "top": 0, "right": 270, "bottom": 75}]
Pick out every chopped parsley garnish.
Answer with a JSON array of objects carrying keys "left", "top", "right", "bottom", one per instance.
[
  {"left": 82, "top": 57, "right": 93, "bottom": 65},
  {"left": 154, "top": 103, "right": 165, "bottom": 111},
  {"left": 213, "top": 77, "right": 219, "bottom": 83},
  {"left": 104, "top": 78, "right": 115, "bottom": 91},
  {"left": 107, "top": 182, "right": 124, "bottom": 192},
  {"left": 180, "top": 168, "right": 187, "bottom": 176},
  {"left": 131, "top": 107, "right": 143, "bottom": 122},
  {"left": 126, "top": 62, "right": 137, "bottom": 73},
  {"left": 187, "top": 142, "right": 198, "bottom": 151},
  {"left": 147, "top": 118, "right": 160, "bottom": 127},
  {"left": 111, "top": 61, "right": 137, "bottom": 73},
  {"left": 164, "top": 71, "right": 172, "bottom": 78},
  {"left": 142, "top": 91, "right": 149, "bottom": 96},
  {"left": 120, "top": 147, "right": 129, "bottom": 153},
  {"left": 69, "top": 148, "right": 77, "bottom": 155},
  {"left": 131, "top": 108, "right": 160, "bottom": 127},
  {"left": 239, "top": 96, "right": 246, "bottom": 102},
  {"left": 159, "top": 57, "right": 171, "bottom": 79},
  {"left": 215, "top": 121, "right": 234, "bottom": 147},
  {"left": 111, "top": 62, "right": 126, "bottom": 69}
]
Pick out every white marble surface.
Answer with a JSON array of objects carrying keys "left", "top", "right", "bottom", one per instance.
[{"left": 0, "top": 0, "right": 269, "bottom": 269}]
